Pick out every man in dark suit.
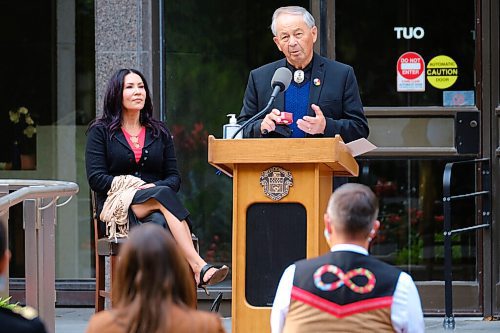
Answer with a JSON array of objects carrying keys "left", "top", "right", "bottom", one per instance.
[
  {"left": 238, "top": 6, "right": 368, "bottom": 142},
  {"left": 0, "top": 222, "right": 48, "bottom": 333}
]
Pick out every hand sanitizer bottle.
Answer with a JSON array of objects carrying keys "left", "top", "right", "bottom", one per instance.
[{"left": 223, "top": 114, "right": 242, "bottom": 139}]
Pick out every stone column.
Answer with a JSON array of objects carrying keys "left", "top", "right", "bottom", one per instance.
[
  {"left": 95, "top": 0, "right": 155, "bottom": 114},
  {"left": 94, "top": 0, "right": 155, "bottom": 308}
]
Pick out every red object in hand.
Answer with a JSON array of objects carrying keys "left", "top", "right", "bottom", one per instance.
[{"left": 276, "top": 112, "right": 293, "bottom": 125}]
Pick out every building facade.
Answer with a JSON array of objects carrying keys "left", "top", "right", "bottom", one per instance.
[{"left": 2, "top": 0, "right": 499, "bottom": 316}]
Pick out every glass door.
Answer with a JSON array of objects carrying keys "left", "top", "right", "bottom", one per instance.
[{"left": 332, "top": 0, "right": 483, "bottom": 314}]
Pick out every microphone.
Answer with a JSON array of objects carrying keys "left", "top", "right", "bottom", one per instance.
[
  {"left": 231, "top": 67, "right": 292, "bottom": 139},
  {"left": 270, "top": 67, "right": 293, "bottom": 99}
]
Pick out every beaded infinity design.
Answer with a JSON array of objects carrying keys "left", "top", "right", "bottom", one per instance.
[{"left": 313, "top": 265, "right": 376, "bottom": 294}]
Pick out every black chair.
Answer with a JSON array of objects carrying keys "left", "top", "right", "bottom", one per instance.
[
  {"left": 92, "top": 190, "right": 126, "bottom": 312},
  {"left": 92, "top": 190, "right": 200, "bottom": 312},
  {"left": 210, "top": 292, "right": 224, "bottom": 312}
]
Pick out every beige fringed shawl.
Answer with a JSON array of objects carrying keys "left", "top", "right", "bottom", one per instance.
[{"left": 100, "top": 175, "right": 145, "bottom": 239}]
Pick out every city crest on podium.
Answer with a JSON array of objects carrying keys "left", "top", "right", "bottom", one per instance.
[{"left": 259, "top": 166, "right": 293, "bottom": 200}]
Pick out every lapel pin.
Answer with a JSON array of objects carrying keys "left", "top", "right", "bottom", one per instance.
[{"left": 313, "top": 78, "right": 321, "bottom": 86}]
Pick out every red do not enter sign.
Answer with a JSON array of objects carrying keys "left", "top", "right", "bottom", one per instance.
[{"left": 397, "top": 52, "right": 425, "bottom": 80}]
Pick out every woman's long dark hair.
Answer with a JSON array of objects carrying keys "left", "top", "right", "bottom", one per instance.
[
  {"left": 114, "top": 224, "right": 196, "bottom": 333},
  {"left": 87, "top": 68, "right": 168, "bottom": 137}
]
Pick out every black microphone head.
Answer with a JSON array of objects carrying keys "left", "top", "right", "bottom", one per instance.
[{"left": 271, "top": 67, "right": 292, "bottom": 92}]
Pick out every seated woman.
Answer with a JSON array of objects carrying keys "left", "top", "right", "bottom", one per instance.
[
  {"left": 85, "top": 223, "right": 227, "bottom": 333},
  {"left": 85, "top": 68, "right": 228, "bottom": 291}
]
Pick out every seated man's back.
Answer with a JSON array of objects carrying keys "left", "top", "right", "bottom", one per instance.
[{"left": 271, "top": 183, "right": 424, "bottom": 333}]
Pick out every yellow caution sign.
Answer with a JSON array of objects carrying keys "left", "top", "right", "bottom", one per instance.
[{"left": 426, "top": 55, "right": 458, "bottom": 89}]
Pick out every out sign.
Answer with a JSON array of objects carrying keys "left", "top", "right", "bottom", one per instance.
[{"left": 394, "top": 27, "right": 425, "bottom": 39}]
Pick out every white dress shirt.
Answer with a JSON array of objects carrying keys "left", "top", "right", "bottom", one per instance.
[{"left": 270, "top": 244, "right": 425, "bottom": 333}]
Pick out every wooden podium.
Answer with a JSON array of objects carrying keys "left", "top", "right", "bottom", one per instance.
[{"left": 207, "top": 135, "right": 358, "bottom": 333}]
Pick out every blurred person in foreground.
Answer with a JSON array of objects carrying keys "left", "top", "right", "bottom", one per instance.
[
  {"left": 85, "top": 223, "right": 226, "bottom": 333},
  {"left": 237, "top": 6, "right": 368, "bottom": 142},
  {"left": 271, "top": 183, "right": 424, "bottom": 333},
  {"left": 0, "top": 222, "right": 48, "bottom": 333}
]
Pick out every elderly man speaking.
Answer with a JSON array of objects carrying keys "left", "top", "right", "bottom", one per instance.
[{"left": 237, "top": 6, "right": 368, "bottom": 142}]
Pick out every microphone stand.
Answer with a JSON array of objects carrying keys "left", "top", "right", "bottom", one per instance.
[{"left": 231, "top": 85, "right": 281, "bottom": 139}]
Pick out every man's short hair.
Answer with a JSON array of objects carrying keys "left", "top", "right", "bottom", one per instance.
[
  {"left": 326, "top": 183, "right": 379, "bottom": 236},
  {"left": 271, "top": 6, "right": 316, "bottom": 36}
]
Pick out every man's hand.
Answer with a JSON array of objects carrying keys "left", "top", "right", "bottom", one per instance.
[
  {"left": 297, "top": 104, "right": 326, "bottom": 135},
  {"left": 260, "top": 109, "right": 283, "bottom": 134}
]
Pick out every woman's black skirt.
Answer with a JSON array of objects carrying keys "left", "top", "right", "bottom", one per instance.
[{"left": 128, "top": 186, "right": 192, "bottom": 232}]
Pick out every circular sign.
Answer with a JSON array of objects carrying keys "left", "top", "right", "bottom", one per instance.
[
  {"left": 426, "top": 55, "right": 458, "bottom": 89},
  {"left": 397, "top": 52, "right": 424, "bottom": 80}
]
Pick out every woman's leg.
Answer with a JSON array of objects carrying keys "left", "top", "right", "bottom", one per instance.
[{"left": 131, "top": 198, "right": 225, "bottom": 286}]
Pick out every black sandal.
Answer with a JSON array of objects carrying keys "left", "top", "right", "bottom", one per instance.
[{"left": 198, "top": 264, "right": 229, "bottom": 295}]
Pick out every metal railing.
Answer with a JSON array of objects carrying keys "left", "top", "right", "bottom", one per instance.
[
  {"left": 442, "top": 158, "right": 490, "bottom": 330},
  {"left": 0, "top": 179, "right": 79, "bottom": 333}
]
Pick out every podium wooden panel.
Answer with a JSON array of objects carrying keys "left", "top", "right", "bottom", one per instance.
[{"left": 208, "top": 135, "right": 358, "bottom": 333}]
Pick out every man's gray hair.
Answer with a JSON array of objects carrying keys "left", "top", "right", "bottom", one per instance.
[
  {"left": 271, "top": 6, "right": 316, "bottom": 36},
  {"left": 326, "top": 183, "right": 379, "bottom": 236}
]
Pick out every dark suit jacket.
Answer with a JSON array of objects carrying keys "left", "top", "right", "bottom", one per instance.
[
  {"left": 0, "top": 307, "right": 48, "bottom": 333},
  {"left": 85, "top": 124, "right": 181, "bottom": 216},
  {"left": 237, "top": 53, "right": 369, "bottom": 142}
]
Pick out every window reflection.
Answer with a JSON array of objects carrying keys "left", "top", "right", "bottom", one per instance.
[
  {"left": 355, "top": 159, "right": 476, "bottom": 281},
  {"left": 164, "top": 0, "right": 308, "bottom": 266},
  {"left": 0, "top": 1, "right": 56, "bottom": 171},
  {"left": 0, "top": 106, "right": 37, "bottom": 170},
  {"left": 3, "top": 0, "right": 95, "bottom": 281}
]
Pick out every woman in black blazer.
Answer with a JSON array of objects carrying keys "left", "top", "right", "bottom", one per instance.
[{"left": 86, "top": 68, "right": 228, "bottom": 292}]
